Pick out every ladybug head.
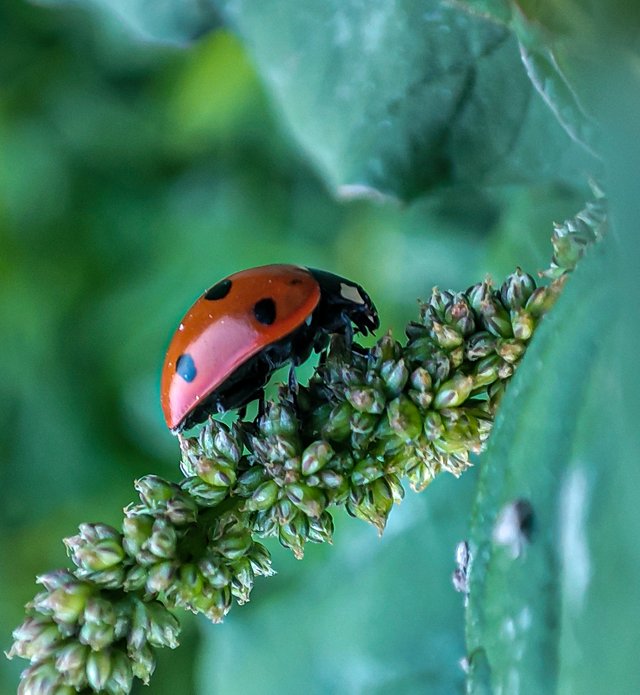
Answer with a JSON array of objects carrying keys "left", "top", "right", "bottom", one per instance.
[{"left": 307, "top": 267, "right": 379, "bottom": 338}]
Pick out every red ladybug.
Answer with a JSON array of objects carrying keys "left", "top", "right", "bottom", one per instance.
[{"left": 161, "top": 264, "right": 379, "bottom": 432}]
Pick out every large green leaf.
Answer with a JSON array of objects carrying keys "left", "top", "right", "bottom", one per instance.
[
  {"left": 465, "top": 224, "right": 638, "bottom": 690},
  {"left": 46, "top": 0, "right": 597, "bottom": 199},
  {"left": 212, "top": 0, "right": 594, "bottom": 200}
]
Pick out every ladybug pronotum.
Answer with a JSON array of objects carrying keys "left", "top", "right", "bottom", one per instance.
[{"left": 161, "top": 264, "right": 379, "bottom": 432}]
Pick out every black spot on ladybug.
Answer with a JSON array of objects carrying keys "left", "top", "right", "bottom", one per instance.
[
  {"left": 253, "top": 298, "right": 277, "bottom": 325},
  {"left": 176, "top": 354, "right": 197, "bottom": 382},
  {"left": 289, "top": 278, "right": 303, "bottom": 286},
  {"left": 205, "top": 279, "right": 232, "bottom": 301}
]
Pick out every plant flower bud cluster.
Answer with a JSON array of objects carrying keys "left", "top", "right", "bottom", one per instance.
[{"left": 8, "top": 200, "right": 605, "bottom": 694}]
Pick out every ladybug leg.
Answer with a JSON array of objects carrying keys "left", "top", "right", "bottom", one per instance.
[
  {"left": 288, "top": 363, "right": 299, "bottom": 396},
  {"left": 257, "top": 389, "right": 266, "bottom": 419},
  {"left": 237, "top": 403, "right": 248, "bottom": 421},
  {"left": 286, "top": 363, "right": 300, "bottom": 410},
  {"left": 341, "top": 312, "right": 354, "bottom": 351}
]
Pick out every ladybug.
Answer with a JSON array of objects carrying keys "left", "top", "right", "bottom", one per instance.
[{"left": 161, "top": 264, "right": 379, "bottom": 432}]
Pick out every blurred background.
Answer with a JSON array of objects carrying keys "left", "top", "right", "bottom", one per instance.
[{"left": 0, "top": 0, "right": 586, "bottom": 692}]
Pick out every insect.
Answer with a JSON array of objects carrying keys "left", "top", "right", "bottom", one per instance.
[{"left": 161, "top": 264, "right": 379, "bottom": 432}]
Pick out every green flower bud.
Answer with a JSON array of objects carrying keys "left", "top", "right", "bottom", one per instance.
[
  {"left": 37, "top": 582, "right": 93, "bottom": 625},
  {"left": 9, "top": 616, "right": 62, "bottom": 661},
  {"left": 464, "top": 331, "right": 496, "bottom": 360},
  {"left": 55, "top": 642, "right": 89, "bottom": 689},
  {"left": 165, "top": 494, "right": 199, "bottom": 526},
  {"left": 128, "top": 600, "right": 150, "bottom": 652},
  {"left": 307, "top": 511, "right": 334, "bottom": 544},
  {"left": 181, "top": 477, "right": 229, "bottom": 507},
  {"left": 65, "top": 524, "right": 125, "bottom": 573},
  {"left": 497, "top": 360, "right": 514, "bottom": 380},
  {"left": 86, "top": 649, "right": 113, "bottom": 690},
  {"left": 235, "top": 467, "right": 267, "bottom": 497},
  {"left": 345, "top": 386, "right": 385, "bottom": 414},
  {"left": 489, "top": 380, "right": 505, "bottom": 408},
  {"left": 113, "top": 600, "right": 132, "bottom": 641},
  {"left": 408, "top": 390, "right": 432, "bottom": 410},
  {"left": 272, "top": 498, "right": 297, "bottom": 524},
  {"left": 496, "top": 338, "right": 526, "bottom": 364},
  {"left": 432, "top": 321, "right": 463, "bottom": 349},
  {"left": 445, "top": 296, "right": 476, "bottom": 335},
  {"left": 80, "top": 567, "right": 126, "bottom": 590},
  {"left": 84, "top": 596, "right": 116, "bottom": 628},
  {"left": 479, "top": 294, "right": 513, "bottom": 338},
  {"left": 145, "top": 561, "right": 176, "bottom": 595},
  {"left": 230, "top": 558, "right": 254, "bottom": 604},
  {"left": 434, "top": 373, "right": 473, "bottom": 409},
  {"left": 351, "top": 456, "right": 384, "bottom": 486},
  {"left": 420, "top": 348, "right": 451, "bottom": 383},
  {"left": 301, "top": 440, "right": 334, "bottom": 476},
  {"left": 106, "top": 649, "right": 134, "bottom": 694},
  {"left": 348, "top": 478, "right": 394, "bottom": 534},
  {"left": 511, "top": 307, "right": 535, "bottom": 340},
  {"left": 285, "top": 483, "right": 326, "bottom": 518},
  {"left": 278, "top": 515, "right": 308, "bottom": 559},
  {"left": 197, "top": 419, "right": 216, "bottom": 455},
  {"left": 319, "top": 468, "right": 347, "bottom": 489},
  {"left": 35, "top": 570, "right": 76, "bottom": 592},
  {"left": 350, "top": 411, "right": 378, "bottom": 436},
  {"left": 202, "top": 585, "right": 233, "bottom": 623},
  {"left": 322, "top": 402, "right": 353, "bottom": 441},
  {"left": 247, "top": 543, "right": 274, "bottom": 577},
  {"left": 472, "top": 354, "right": 501, "bottom": 389},
  {"left": 213, "top": 426, "right": 242, "bottom": 464},
  {"left": 372, "top": 333, "right": 402, "bottom": 365},
  {"left": 466, "top": 279, "right": 492, "bottom": 312},
  {"left": 176, "top": 563, "right": 205, "bottom": 600},
  {"left": 258, "top": 402, "right": 297, "bottom": 437},
  {"left": 246, "top": 480, "right": 280, "bottom": 511},
  {"left": 129, "top": 643, "right": 155, "bottom": 684},
  {"left": 500, "top": 267, "right": 536, "bottom": 310},
  {"left": 410, "top": 366, "right": 432, "bottom": 392},
  {"left": 387, "top": 396, "right": 422, "bottom": 441},
  {"left": 79, "top": 620, "right": 115, "bottom": 652},
  {"left": 380, "top": 358, "right": 409, "bottom": 396},
  {"left": 18, "top": 662, "right": 67, "bottom": 695},
  {"left": 524, "top": 282, "right": 564, "bottom": 318},
  {"left": 198, "top": 557, "right": 230, "bottom": 590},
  {"left": 140, "top": 520, "right": 175, "bottom": 561},
  {"left": 145, "top": 602, "right": 180, "bottom": 649},
  {"left": 424, "top": 411, "right": 444, "bottom": 441},
  {"left": 195, "top": 457, "right": 237, "bottom": 488},
  {"left": 123, "top": 565, "right": 147, "bottom": 592},
  {"left": 211, "top": 529, "right": 252, "bottom": 560},
  {"left": 122, "top": 515, "right": 154, "bottom": 558},
  {"left": 135, "top": 476, "right": 177, "bottom": 506},
  {"left": 407, "top": 461, "right": 434, "bottom": 492}
]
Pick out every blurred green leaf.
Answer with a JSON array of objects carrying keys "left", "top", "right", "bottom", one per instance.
[
  {"left": 213, "top": 0, "right": 595, "bottom": 200},
  {"left": 36, "top": 0, "right": 220, "bottom": 44}
]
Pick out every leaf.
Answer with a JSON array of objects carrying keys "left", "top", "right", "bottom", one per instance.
[
  {"left": 465, "top": 231, "right": 640, "bottom": 690},
  {"left": 35, "top": 0, "right": 220, "bottom": 44},
  {"left": 213, "top": 0, "right": 595, "bottom": 200}
]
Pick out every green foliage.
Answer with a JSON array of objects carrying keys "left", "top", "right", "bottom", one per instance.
[
  {"left": 2, "top": 0, "right": 638, "bottom": 692},
  {"left": 212, "top": 0, "right": 595, "bottom": 201}
]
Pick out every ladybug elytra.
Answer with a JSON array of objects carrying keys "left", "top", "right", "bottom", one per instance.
[{"left": 161, "top": 264, "right": 379, "bottom": 432}]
